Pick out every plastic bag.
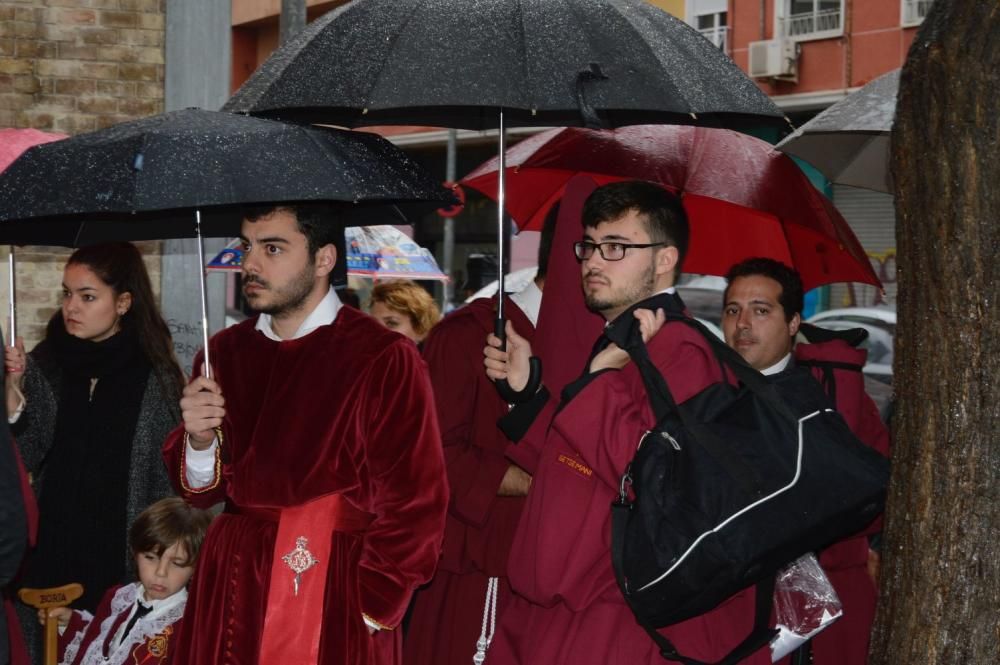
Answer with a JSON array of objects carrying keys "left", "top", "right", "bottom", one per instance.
[{"left": 770, "top": 553, "right": 843, "bottom": 661}]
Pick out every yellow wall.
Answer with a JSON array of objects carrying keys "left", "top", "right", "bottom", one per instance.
[{"left": 646, "top": 0, "right": 686, "bottom": 19}]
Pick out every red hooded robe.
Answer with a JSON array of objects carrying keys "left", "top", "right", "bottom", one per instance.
[
  {"left": 791, "top": 339, "right": 891, "bottom": 665},
  {"left": 162, "top": 307, "right": 448, "bottom": 665},
  {"left": 489, "top": 316, "right": 772, "bottom": 665},
  {"left": 404, "top": 296, "right": 536, "bottom": 665}
]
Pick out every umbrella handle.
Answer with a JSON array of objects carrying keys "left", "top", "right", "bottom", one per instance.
[{"left": 492, "top": 317, "right": 542, "bottom": 405}]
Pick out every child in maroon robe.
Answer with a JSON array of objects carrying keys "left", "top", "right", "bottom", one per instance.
[{"left": 43, "top": 497, "right": 211, "bottom": 665}]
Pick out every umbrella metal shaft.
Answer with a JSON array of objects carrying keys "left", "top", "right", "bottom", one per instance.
[
  {"left": 195, "top": 210, "right": 212, "bottom": 379},
  {"left": 7, "top": 246, "right": 15, "bottom": 346},
  {"left": 496, "top": 110, "right": 507, "bottom": 322}
]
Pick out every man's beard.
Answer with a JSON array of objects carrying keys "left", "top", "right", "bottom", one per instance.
[
  {"left": 243, "top": 261, "right": 315, "bottom": 316},
  {"left": 583, "top": 259, "right": 657, "bottom": 316}
]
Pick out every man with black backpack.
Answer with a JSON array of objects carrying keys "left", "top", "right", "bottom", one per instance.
[
  {"left": 722, "top": 257, "right": 890, "bottom": 665},
  {"left": 482, "top": 181, "right": 772, "bottom": 665}
]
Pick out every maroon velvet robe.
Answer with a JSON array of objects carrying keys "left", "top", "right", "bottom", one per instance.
[
  {"left": 791, "top": 340, "right": 891, "bottom": 665},
  {"left": 489, "top": 321, "right": 772, "bottom": 665},
  {"left": 162, "top": 308, "right": 448, "bottom": 665},
  {"left": 404, "top": 297, "right": 535, "bottom": 665}
]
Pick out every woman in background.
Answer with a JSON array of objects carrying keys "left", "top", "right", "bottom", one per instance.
[
  {"left": 4, "top": 242, "right": 184, "bottom": 660},
  {"left": 368, "top": 279, "right": 442, "bottom": 345}
]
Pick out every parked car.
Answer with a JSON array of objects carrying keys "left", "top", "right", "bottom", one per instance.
[
  {"left": 674, "top": 285, "right": 724, "bottom": 340},
  {"left": 806, "top": 307, "right": 896, "bottom": 422},
  {"left": 806, "top": 307, "right": 896, "bottom": 386}
]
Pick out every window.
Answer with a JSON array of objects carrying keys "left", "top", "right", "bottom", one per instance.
[
  {"left": 697, "top": 12, "right": 728, "bottom": 50},
  {"left": 687, "top": 0, "right": 728, "bottom": 52},
  {"left": 901, "top": 0, "right": 932, "bottom": 26},
  {"left": 782, "top": 0, "right": 844, "bottom": 40}
]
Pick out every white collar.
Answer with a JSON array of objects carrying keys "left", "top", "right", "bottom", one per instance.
[
  {"left": 255, "top": 287, "right": 342, "bottom": 341},
  {"left": 510, "top": 280, "right": 543, "bottom": 327},
  {"left": 133, "top": 585, "right": 188, "bottom": 617},
  {"left": 761, "top": 353, "right": 792, "bottom": 376}
]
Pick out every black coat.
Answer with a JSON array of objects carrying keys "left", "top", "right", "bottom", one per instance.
[{"left": 0, "top": 331, "right": 27, "bottom": 665}]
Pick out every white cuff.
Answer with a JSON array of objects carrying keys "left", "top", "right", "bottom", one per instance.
[
  {"left": 7, "top": 393, "right": 24, "bottom": 424},
  {"left": 184, "top": 437, "right": 219, "bottom": 489},
  {"left": 363, "top": 614, "right": 380, "bottom": 632}
]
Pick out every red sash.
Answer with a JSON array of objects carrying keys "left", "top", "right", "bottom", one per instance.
[{"left": 230, "top": 494, "right": 373, "bottom": 665}]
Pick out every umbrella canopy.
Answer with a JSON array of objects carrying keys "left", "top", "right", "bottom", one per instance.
[
  {"left": 344, "top": 225, "right": 448, "bottom": 281},
  {"left": 462, "top": 125, "right": 881, "bottom": 291},
  {"left": 0, "top": 128, "right": 67, "bottom": 172},
  {"left": 0, "top": 108, "right": 453, "bottom": 246},
  {"left": 224, "top": 0, "right": 786, "bottom": 132},
  {"left": 776, "top": 69, "right": 899, "bottom": 193},
  {"left": 0, "top": 109, "right": 453, "bottom": 374},
  {"left": 207, "top": 227, "right": 449, "bottom": 281},
  {"left": 0, "top": 128, "right": 68, "bottom": 344},
  {"left": 223, "top": 0, "right": 789, "bottom": 402}
]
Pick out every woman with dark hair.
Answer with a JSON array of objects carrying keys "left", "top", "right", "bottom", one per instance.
[{"left": 3, "top": 242, "right": 184, "bottom": 626}]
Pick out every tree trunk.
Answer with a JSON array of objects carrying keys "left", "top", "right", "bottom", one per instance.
[{"left": 871, "top": 1, "right": 1000, "bottom": 663}]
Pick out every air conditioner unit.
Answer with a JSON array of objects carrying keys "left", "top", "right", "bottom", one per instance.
[{"left": 748, "top": 39, "right": 799, "bottom": 80}]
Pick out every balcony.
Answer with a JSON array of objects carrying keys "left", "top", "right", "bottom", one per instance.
[
  {"left": 699, "top": 26, "right": 729, "bottom": 52},
  {"left": 902, "top": 0, "right": 932, "bottom": 26},
  {"left": 782, "top": 8, "right": 842, "bottom": 40}
]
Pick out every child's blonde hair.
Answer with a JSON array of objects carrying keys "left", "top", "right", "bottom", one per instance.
[{"left": 128, "top": 497, "right": 212, "bottom": 567}]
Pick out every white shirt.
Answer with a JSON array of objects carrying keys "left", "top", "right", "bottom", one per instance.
[
  {"left": 184, "top": 288, "right": 342, "bottom": 485},
  {"left": 510, "top": 280, "right": 543, "bottom": 327},
  {"left": 254, "top": 287, "right": 342, "bottom": 342},
  {"left": 761, "top": 353, "right": 792, "bottom": 376}
]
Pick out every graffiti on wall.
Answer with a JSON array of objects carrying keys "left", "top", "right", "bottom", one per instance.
[
  {"left": 166, "top": 317, "right": 203, "bottom": 378},
  {"left": 839, "top": 250, "right": 897, "bottom": 308}
]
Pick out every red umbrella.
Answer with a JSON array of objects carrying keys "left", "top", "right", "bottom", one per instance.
[
  {"left": 0, "top": 128, "right": 67, "bottom": 343},
  {"left": 462, "top": 125, "right": 881, "bottom": 291}
]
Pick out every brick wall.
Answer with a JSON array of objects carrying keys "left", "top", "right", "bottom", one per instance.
[{"left": 0, "top": 0, "right": 165, "bottom": 349}]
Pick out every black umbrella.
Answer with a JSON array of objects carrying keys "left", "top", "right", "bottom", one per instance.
[
  {"left": 225, "top": 0, "right": 784, "bottom": 131},
  {"left": 0, "top": 108, "right": 453, "bottom": 373},
  {"left": 224, "top": 0, "right": 788, "bottom": 399}
]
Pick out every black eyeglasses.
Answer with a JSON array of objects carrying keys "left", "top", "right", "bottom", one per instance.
[{"left": 573, "top": 240, "right": 668, "bottom": 262}]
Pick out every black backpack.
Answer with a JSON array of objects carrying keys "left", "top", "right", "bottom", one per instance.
[{"left": 607, "top": 311, "right": 890, "bottom": 664}]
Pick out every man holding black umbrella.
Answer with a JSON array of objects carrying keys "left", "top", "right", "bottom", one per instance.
[
  {"left": 163, "top": 203, "right": 448, "bottom": 665},
  {"left": 484, "top": 181, "right": 771, "bottom": 664}
]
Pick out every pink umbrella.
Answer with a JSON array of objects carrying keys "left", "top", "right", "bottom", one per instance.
[
  {"left": 0, "top": 128, "right": 67, "bottom": 171},
  {"left": 0, "top": 128, "right": 68, "bottom": 342}
]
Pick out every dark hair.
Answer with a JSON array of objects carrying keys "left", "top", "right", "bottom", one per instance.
[
  {"left": 581, "top": 181, "right": 689, "bottom": 279},
  {"left": 65, "top": 242, "right": 185, "bottom": 393},
  {"left": 724, "top": 257, "right": 804, "bottom": 322},
  {"left": 339, "top": 288, "right": 361, "bottom": 309},
  {"left": 128, "top": 497, "right": 212, "bottom": 567},
  {"left": 243, "top": 203, "right": 341, "bottom": 256},
  {"left": 535, "top": 201, "right": 559, "bottom": 281}
]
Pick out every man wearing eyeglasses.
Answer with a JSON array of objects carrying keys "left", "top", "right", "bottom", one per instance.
[{"left": 482, "top": 181, "right": 770, "bottom": 665}]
